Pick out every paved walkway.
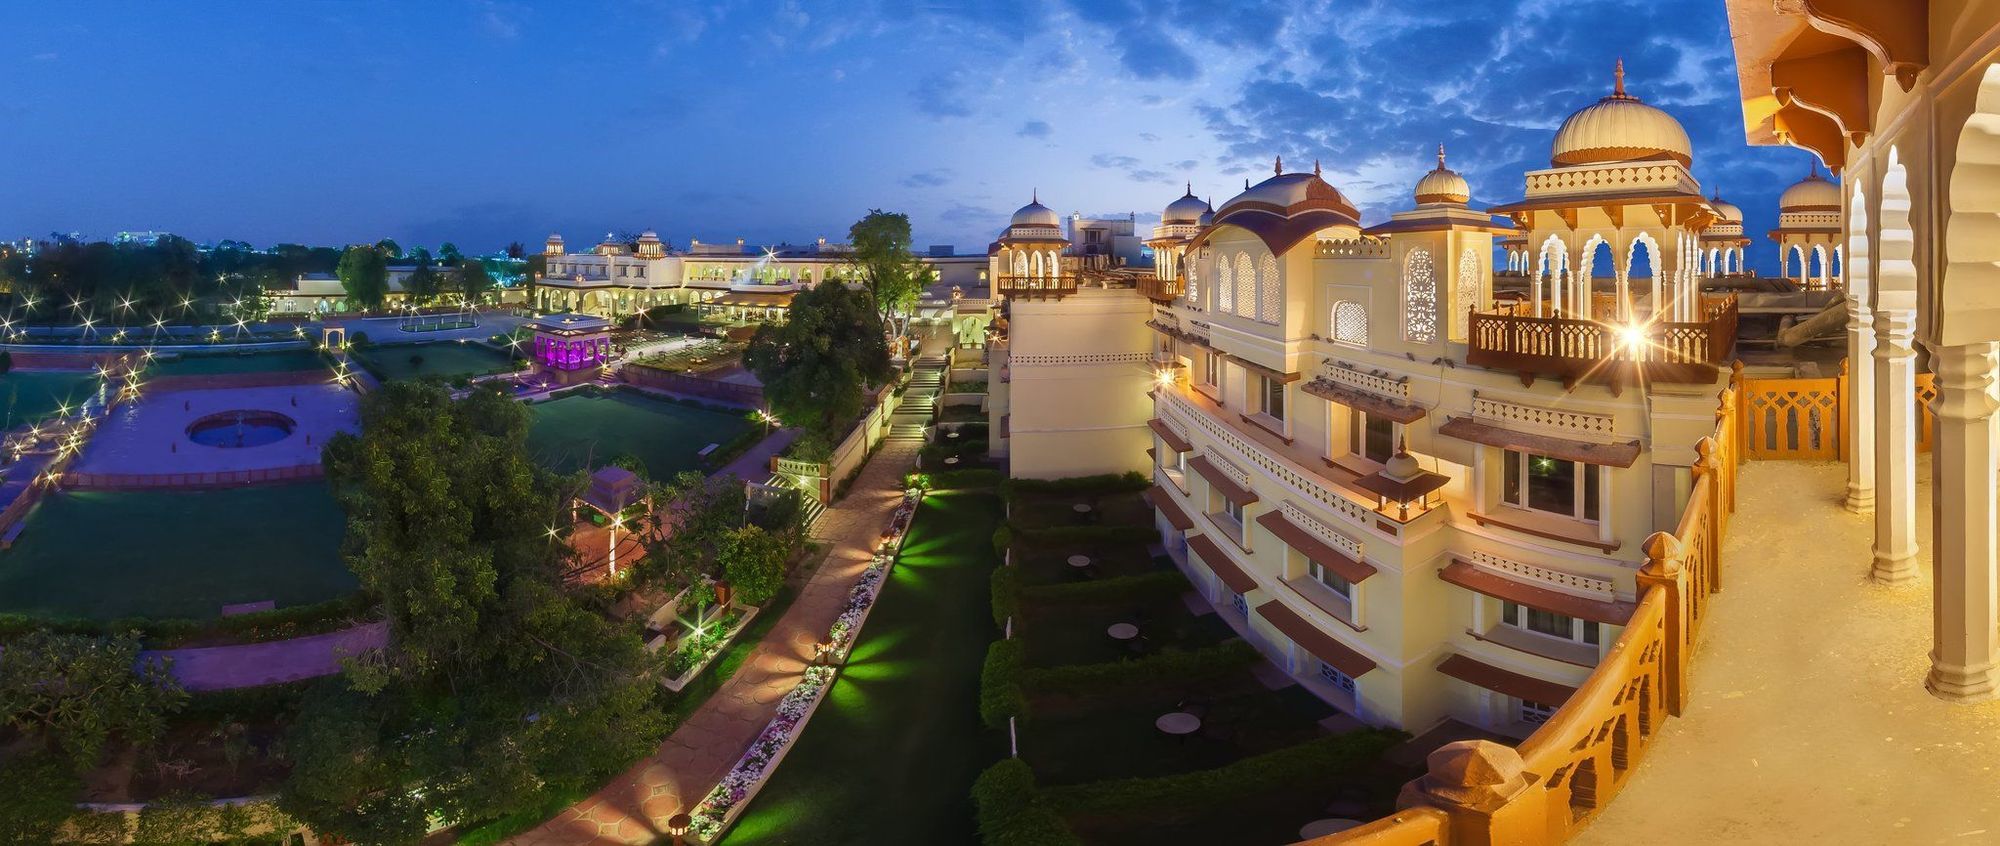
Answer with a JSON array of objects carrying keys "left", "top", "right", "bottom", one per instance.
[
  {"left": 1580, "top": 457, "right": 2000, "bottom": 845},
  {"left": 143, "top": 621, "right": 388, "bottom": 691},
  {"left": 510, "top": 438, "right": 921, "bottom": 845}
]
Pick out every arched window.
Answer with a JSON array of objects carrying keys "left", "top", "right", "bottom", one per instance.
[
  {"left": 1217, "top": 255, "right": 1235, "bottom": 312},
  {"left": 1331, "top": 301, "right": 1368, "bottom": 346},
  {"left": 1404, "top": 248, "right": 1437, "bottom": 342},
  {"left": 1233, "top": 253, "right": 1255, "bottom": 318},
  {"left": 1455, "top": 248, "right": 1479, "bottom": 339},
  {"left": 1184, "top": 260, "right": 1200, "bottom": 308},
  {"left": 1257, "top": 254, "right": 1280, "bottom": 323}
]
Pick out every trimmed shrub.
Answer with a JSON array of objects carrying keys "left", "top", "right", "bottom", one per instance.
[
  {"left": 1022, "top": 640, "right": 1258, "bottom": 698},
  {"left": 971, "top": 758, "right": 1085, "bottom": 846},
  {"left": 930, "top": 468, "right": 1003, "bottom": 491},
  {"left": 0, "top": 591, "right": 380, "bottom": 648},
  {"left": 1045, "top": 730, "right": 1406, "bottom": 819},
  {"left": 1019, "top": 570, "right": 1191, "bottom": 606},
  {"left": 979, "top": 639, "right": 1029, "bottom": 729},
  {"left": 990, "top": 525, "right": 1013, "bottom": 560},
  {"left": 990, "top": 565, "right": 1021, "bottom": 628},
  {"left": 1002, "top": 471, "right": 1148, "bottom": 501},
  {"left": 1009, "top": 524, "right": 1157, "bottom": 548}
]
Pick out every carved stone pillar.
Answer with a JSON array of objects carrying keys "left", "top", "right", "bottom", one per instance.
[
  {"left": 1926, "top": 341, "right": 2000, "bottom": 702},
  {"left": 1846, "top": 293, "right": 1877, "bottom": 512},
  {"left": 1872, "top": 305, "right": 1920, "bottom": 583}
]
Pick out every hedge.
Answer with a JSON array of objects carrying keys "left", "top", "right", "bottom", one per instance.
[
  {"left": 1021, "top": 640, "right": 1259, "bottom": 698},
  {"left": 0, "top": 591, "right": 380, "bottom": 649},
  {"left": 990, "top": 565, "right": 1022, "bottom": 628},
  {"left": 1008, "top": 524, "right": 1158, "bottom": 548},
  {"left": 990, "top": 525, "right": 1013, "bottom": 560},
  {"left": 971, "top": 759, "right": 1084, "bottom": 846},
  {"left": 924, "top": 468, "right": 1005, "bottom": 491},
  {"left": 1019, "top": 569, "right": 1192, "bottom": 606},
  {"left": 980, "top": 639, "right": 1029, "bottom": 729},
  {"left": 1001, "top": 471, "right": 1148, "bottom": 501},
  {"left": 1045, "top": 729, "right": 1406, "bottom": 818}
]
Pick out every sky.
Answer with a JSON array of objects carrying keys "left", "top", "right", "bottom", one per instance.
[{"left": 0, "top": 0, "right": 1824, "bottom": 273}]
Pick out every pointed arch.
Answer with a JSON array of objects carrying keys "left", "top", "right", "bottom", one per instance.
[
  {"left": 1217, "top": 253, "right": 1235, "bottom": 313},
  {"left": 1942, "top": 63, "right": 2000, "bottom": 345},
  {"left": 1625, "top": 233, "right": 1660, "bottom": 319},
  {"left": 1331, "top": 300, "right": 1368, "bottom": 346},
  {"left": 1534, "top": 234, "right": 1567, "bottom": 317},
  {"left": 1404, "top": 247, "right": 1438, "bottom": 343},
  {"left": 1233, "top": 252, "right": 1256, "bottom": 318},
  {"left": 1258, "top": 253, "right": 1280, "bottom": 323}
]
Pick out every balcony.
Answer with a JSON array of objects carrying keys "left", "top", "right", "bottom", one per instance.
[
  {"left": 1137, "top": 275, "right": 1184, "bottom": 303},
  {"left": 995, "top": 274, "right": 1077, "bottom": 300},
  {"left": 1466, "top": 295, "right": 1737, "bottom": 392}
]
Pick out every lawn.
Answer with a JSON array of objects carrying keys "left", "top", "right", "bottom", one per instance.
[
  {"left": 1018, "top": 589, "right": 1236, "bottom": 668},
  {"left": 146, "top": 349, "right": 329, "bottom": 376},
  {"left": 1021, "top": 680, "right": 1336, "bottom": 787},
  {"left": 0, "top": 483, "right": 354, "bottom": 620},
  {"left": 723, "top": 490, "right": 1005, "bottom": 846},
  {"left": 353, "top": 341, "right": 519, "bottom": 383},
  {"left": 0, "top": 369, "right": 103, "bottom": 426},
  {"left": 526, "top": 390, "right": 752, "bottom": 477}
]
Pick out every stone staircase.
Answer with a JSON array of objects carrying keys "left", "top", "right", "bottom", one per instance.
[
  {"left": 889, "top": 359, "right": 948, "bottom": 441},
  {"left": 763, "top": 473, "right": 828, "bottom": 529}
]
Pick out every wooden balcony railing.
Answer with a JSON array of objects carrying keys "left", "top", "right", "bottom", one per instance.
[
  {"left": 1466, "top": 295, "right": 1738, "bottom": 391},
  {"left": 1314, "top": 372, "right": 1742, "bottom": 846},
  {"left": 995, "top": 274, "right": 1077, "bottom": 300},
  {"left": 1137, "top": 276, "right": 1184, "bottom": 302}
]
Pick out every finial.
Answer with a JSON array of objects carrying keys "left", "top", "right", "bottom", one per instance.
[
  {"left": 1613, "top": 57, "right": 1626, "bottom": 97},
  {"left": 1274, "top": 155, "right": 1283, "bottom": 176},
  {"left": 1314, "top": 159, "right": 1322, "bottom": 177},
  {"left": 1809, "top": 160, "right": 1820, "bottom": 179},
  {"left": 1032, "top": 187, "right": 1038, "bottom": 204},
  {"left": 1185, "top": 181, "right": 1192, "bottom": 196},
  {"left": 1245, "top": 178, "right": 1251, "bottom": 189},
  {"left": 1436, "top": 143, "right": 1447, "bottom": 169}
]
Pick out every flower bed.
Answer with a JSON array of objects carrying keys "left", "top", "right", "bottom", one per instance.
[
  {"left": 661, "top": 605, "right": 761, "bottom": 693},
  {"left": 689, "top": 665, "right": 837, "bottom": 840}
]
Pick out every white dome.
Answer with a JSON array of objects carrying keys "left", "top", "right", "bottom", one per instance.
[
  {"left": 1550, "top": 61, "right": 1693, "bottom": 168},
  {"left": 1708, "top": 194, "right": 1743, "bottom": 221},
  {"left": 1414, "top": 144, "right": 1470, "bottom": 205},
  {"left": 1163, "top": 186, "right": 1208, "bottom": 224},
  {"left": 1011, "top": 195, "right": 1060, "bottom": 227},
  {"left": 1196, "top": 199, "right": 1215, "bottom": 228},
  {"left": 1779, "top": 169, "right": 1840, "bottom": 211}
]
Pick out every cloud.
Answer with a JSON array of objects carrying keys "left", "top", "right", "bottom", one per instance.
[
  {"left": 911, "top": 73, "right": 973, "bottom": 118},
  {"left": 902, "top": 169, "right": 953, "bottom": 189},
  {"left": 475, "top": 1, "right": 521, "bottom": 40},
  {"left": 1090, "top": 153, "right": 1142, "bottom": 170},
  {"left": 1018, "top": 120, "right": 1053, "bottom": 138}
]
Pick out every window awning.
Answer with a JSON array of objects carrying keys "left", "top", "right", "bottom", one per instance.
[
  {"left": 1143, "top": 485, "right": 1196, "bottom": 531},
  {"left": 1254, "top": 511, "right": 1375, "bottom": 584},
  {"left": 1256, "top": 600, "right": 1377, "bottom": 678},
  {"left": 1187, "top": 533, "right": 1259, "bottom": 594},
  {"left": 1438, "top": 416, "right": 1641, "bottom": 468},
  {"left": 1301, "top": 379, "right": 1427, "bottom": 424},
  {"left": 1438, "top": 559, "right": 1636, "bottom": 625},
  {"left": 1224, "top": 353, "right": 1301, "bottom": 384},
  {"left": 1147, "top": 418, "right": 1192, "bottom": 453},
  {"left": 1436, "top": 653, "right": 1576, "bottom": 706},
  {"left": 1189, "top": 455, "right": 1258, "bottom": 506}
]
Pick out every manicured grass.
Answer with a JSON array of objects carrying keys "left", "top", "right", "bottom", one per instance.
[
  {"left": 526, "top": 391, "right": 752, "bottom": 477},
  {"left": 0, "top": 483, "right": 353, "bottom": 619},
  {"left": 146, "top": 349, "right": 329, "bottom": 376},
  {"left": 724, "top": 491, "right": 1005, "bottom": 846},
  {"left": 1014, "top": 543, "right": 1163, "bottom": 587},
  {"left": 0, "top": 370, "right": 103, "bottom": 426},
  {"left": 1018, "top": 591, "right": 1235, "bottom": 668},
  {"left": 352, "top": 341, "right": 518, "bottom": 382},
  {"left": 1021, "top": 680, "right": 1335, "bottom": 787},
  {"left": 1008, "top": 490, "right": 1152, "bottom": 529}
]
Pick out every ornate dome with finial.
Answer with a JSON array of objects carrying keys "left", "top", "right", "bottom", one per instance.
[
  {"left": 1708, "top": 191, "right": 1743, "bottom": 222},
  {"left": 1414, "top": 144, "right": 1470, "bottom": 206},
  {"left": 1010, "top": 191, "right": 1061, "bottom": 227},
  {"left": 1778, "top": 165, "right": 1841, "bottom": 211},
  {"left": 1215, "top": 156, "right": 1359, "bottom": 220},
  {"left": 1163, "top": 184, "right": 1208, "bottom": 224},
  {"left": 1550, "top": 60, "right": 1693, "bottom": 169},
  {"left": 1196, "top": 198, "right": 1215, "bottom": 228}
]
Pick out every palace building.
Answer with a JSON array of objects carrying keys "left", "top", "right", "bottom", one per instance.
[{"left": 989, "top": 63, "right": 1754, "bottom": 737}]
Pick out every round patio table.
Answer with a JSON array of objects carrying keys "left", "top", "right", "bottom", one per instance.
[
  {"left": 1155, "top": 711, "right": 1201, "bottom": 737},
  {"left": 944, "top": 456, "right": 960, "bottom": 465},
  {"left": 1067, "top": 554, "right": 1091, "bottom": 568},
  {"left": 1106, "top": 623, "right": 1139, "bottom": 640},
  {"left": 947, "top": 431, "right": 961, "bottom": 439},
  {"left": 1072, "top": 503, "right": 1093, "bottom": 513},
  {"left": 1299, "top": 819, "right": 1363, "bottom": 839}
]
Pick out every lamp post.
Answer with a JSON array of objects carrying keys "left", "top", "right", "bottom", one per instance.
[{"left": 667, "top": 812, "right": 692, "bottom": 846}]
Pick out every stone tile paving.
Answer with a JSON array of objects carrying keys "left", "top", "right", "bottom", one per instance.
[{"left": 508, "top": 439, "right": 921, "bottom": 846}]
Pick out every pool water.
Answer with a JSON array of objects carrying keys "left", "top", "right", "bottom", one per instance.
[
  {"left": 146, "top": 349, "right": 329, "bottom": 376},
  {"left": 0, "top": 370, "right": 103, "bottom": 426},
  {"left": 186, "top": 411, "right": 297, "bottom": 448}
]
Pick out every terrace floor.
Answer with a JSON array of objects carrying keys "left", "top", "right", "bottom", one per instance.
[{"left": 1579, "top": 457, "right": 2000, "bottom": 844}]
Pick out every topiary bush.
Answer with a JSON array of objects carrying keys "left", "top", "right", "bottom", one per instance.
[
  {"left": 971, "top": 758, "right": 1084, "bottom": 846},
  {"left": 979, "top": 639, "right": 1029, "bottom": 729}
]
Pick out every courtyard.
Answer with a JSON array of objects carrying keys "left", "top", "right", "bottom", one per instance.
[
  {"left": 0, "top": 369, "right": 104, "bottom": 427},
  {"left": 72, "top": 383, "right": 358, "bottom": 479},
  {"left": 145, "top": 348, "right": 329, "bottom": 377},
  {"left": 525, "top": 389, "right": 753, "bottom": 477},
  {"left": 351, "top": 340, "right": 520, "bottom": 383}
]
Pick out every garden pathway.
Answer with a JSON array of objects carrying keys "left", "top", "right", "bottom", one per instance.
[
  {"left": 510, "top": 438, "right": 921, "bottom": 846},
  {"left": 142, "top": 620, "right": 388, "bottom": 691}
]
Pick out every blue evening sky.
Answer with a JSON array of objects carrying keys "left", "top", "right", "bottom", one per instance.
[{"left": 0, "top": 1, "right": 1820, "bottom": 272}]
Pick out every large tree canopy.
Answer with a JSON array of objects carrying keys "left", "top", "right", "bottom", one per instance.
[
  {"left": 743, "top": 278, "right": 892, "bottom": 440},
  {"left": 848, "top": 209, "right": 933, "bottom": 336},
  {"left": 336, "top": 245, "right": 390, "bottom": 312},
  {"left": 287, "top": 384, "right": 665, "bottom": 844}
]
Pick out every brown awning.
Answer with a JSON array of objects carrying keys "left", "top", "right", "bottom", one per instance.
[
  {"left": 1147, "top": 418, "right": 1192, "bottom": 453},
  {"left": 1352, "top": 467, "right": 1452, "bottom": 505},
  {"left": 1438, "top": 559, "right": 1636, "bottom": 625},
  {"left": 1256, "top": 600, "right": 1376, "bottom": 678},
  {"left": 1301, "top": 379, "right": 1426, "bottom": 424},
  {"left": 1255, "top": 511, "right": 1374, "bottom": 583},
  {"left": 1143, "top": 485, "right": 1196, "bottom": 531},
  {"left": 1189, "top": 455, "right": 1257, "bottom": 506},
  {"left": 1436, "top": 653, "right": 1576, "bottom": 706},
  {"left": 708, "top": 291, "right": 796, "bottom": 308},
  {"left": 1187, "top": 533, "right": 1259, "bottom": 594},
  {"left": 1438, "top": 416, "right": 1641, "bottom": 468},
  {"left": 1224, "top": 353, "right": 1301, "bottom": 384}
]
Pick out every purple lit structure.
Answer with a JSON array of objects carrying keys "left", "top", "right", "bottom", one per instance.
[{"left": 528, "top": 313, "right": 613, "bottom": 385}]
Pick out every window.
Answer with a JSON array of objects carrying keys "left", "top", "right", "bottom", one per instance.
[
  {"left": 1520, "top": 699, "right": 1556, "bottom": 725},
  {"left": 1221, "top": 496, "right": 1243, "bottom": 527},
  {"left": 1203, "top": 353, "right": 1221, "bottom": 388},
  {"left": 1331, "top": 300, "right": 1368, "bottom": 346},
  {"left": 1501, "top": 601, "right": 1601, "bottom": 646},
  {"left": 1233, "top": 253, "right": 1255, "bottom": 318},
  {"left": 1257, "top": 253, "right": 1280, "bottom": 323},
  {"left": 1309, "top": 561, "right": 1351, "bottom": 598},
  {"left": 1217, "top": 256, "right": 1235, "bottom": 312},
  {"left": 1455, "top": 248, "right": 1480, "bottom": 340},
  {"left": 1231, "top": 591, "right": 1249, "bottom": 618},
  {"left": 1501, "top": 450, "right": 1601, "bottom": 521},
  {"left": 1320, "top": 662, "right": 1356, "bottom": 695},
  {"left": 1260, "top": 376, "right": 1285, "bottom": 422},
  {"left": 1184, "top": 261, "right": 1199, "bottom": 308},
  {"left": 1404, "top": 248, "right": 1438, "bottom": 342},
  {"left": 1349, "top": 409, "right": 1396, "bottom": 464}
]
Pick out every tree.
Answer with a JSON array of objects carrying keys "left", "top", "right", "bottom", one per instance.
[
  {"left": 0, "top": 629, "right": 187, "bottom": 768},
  {"left": 336, "top": 245, "right": 389, "bottom": 312},
  {"left": 438, "top": 242, "right": 464, "bottom": 266},
  {"left": 848, "top": 209, "right": 934, "bottom": 340},
  {"left": 646, "top": 470, "right": 747, "bottom": 588},
  {"left": 290, "top": 383, "right": 666, "bottom": 844},
  {"left": 455, "top": 260, "right": 495, "bottom": 304},
  {"left": 375, "top": 238, "right": 403, "bottom": 259},
  {"left": 743, "top": 279, "right": 892, "bottom": 437},
  {"left": 718, "top": 525, "right": 787, "bottom": 606},
  {"left": 404, "top": 261, "right": 442, "bottom": 305}
]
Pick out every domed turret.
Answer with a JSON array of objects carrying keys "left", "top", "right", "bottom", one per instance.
[
  {"left": 1010, "top": 192, "right": 1060, "bottom": 227},
  {"left": 543, "top": 233, "right": 565, "bottom": 256},
  {"left": 1779, "top": 165, "right": 1841, "bottom": 211},
  {"left": 1549, "top": 60, "right": 1693, "bottom": 168},
  {"left": 1163, "top": 184, "right": 1208, "bottom": 224},
  {"left": 1414, "top": 144, "right": 1470, "bottom": 206},
  {"left": 1214, "top": 157, "right": 1359, "bottom": 222},
  {"left": 1708, "top": 192, "right": 1743, "bottom": 222},
  {"left": 1196, "top": 198, "right": 1215, "bottom": 228}
]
